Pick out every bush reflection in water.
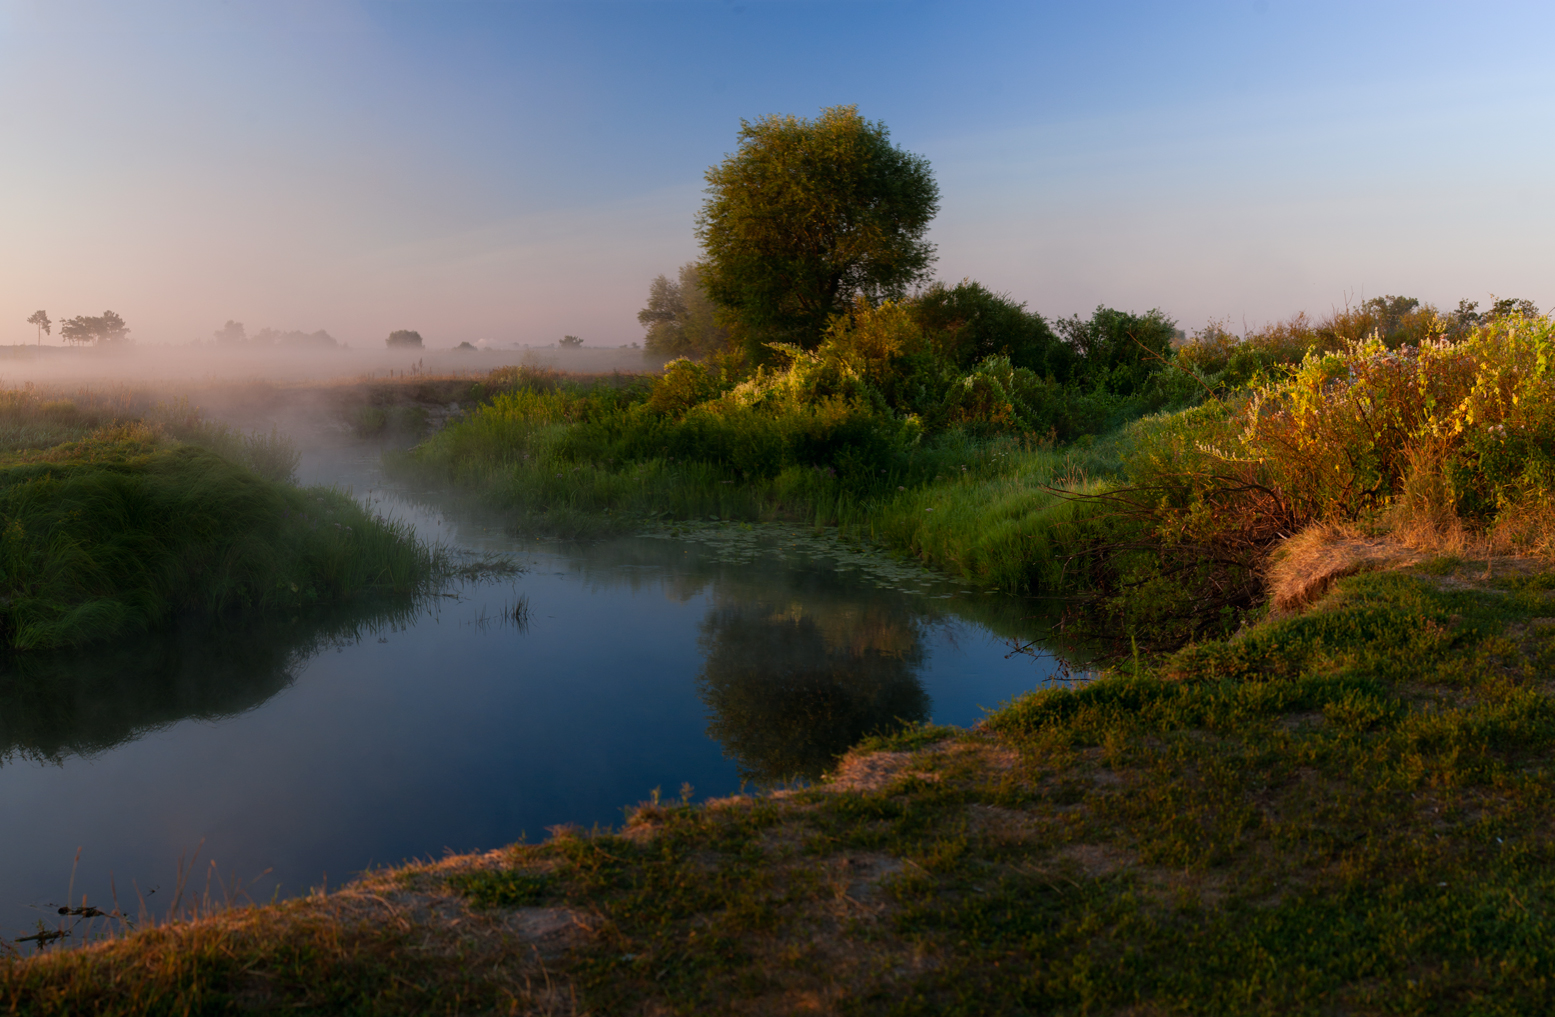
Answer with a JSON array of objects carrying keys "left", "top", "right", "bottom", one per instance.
[
  {"left": 2, "top": 520, "right": 1042, "bottom": 790},
  {"left": 0, "top": 595, "right": 420, "bottom": 766},
  {"left": 697, "top": 599, "right": 929, "bottom": 783}
]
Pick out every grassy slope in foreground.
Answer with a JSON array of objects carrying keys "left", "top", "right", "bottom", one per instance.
[{"left": 7, "top": 556, "right": 1554, "bottom": 1014}]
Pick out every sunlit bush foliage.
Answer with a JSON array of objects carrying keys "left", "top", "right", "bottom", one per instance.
[{"left": 1114, "top": 312, "right": 1555, "bottom": 581}]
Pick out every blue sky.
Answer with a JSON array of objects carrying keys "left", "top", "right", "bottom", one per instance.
[{"left": 3, "top": 1, "right": 1552, "bottom": 347}]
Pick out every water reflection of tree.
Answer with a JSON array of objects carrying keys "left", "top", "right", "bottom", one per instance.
[
  {"left": 697, "top": 602, "right": 929, "bottom": 783},
  {"left": 0, "top": 596, "right": 420, "bottom": 765}
]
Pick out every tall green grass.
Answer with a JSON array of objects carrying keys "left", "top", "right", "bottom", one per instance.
[
  {"left": 0, "top": 438, "right": 432, "bottom": 650},
  {"left": 398, "top": 376, "right": 1131, "bottom": 594},
  {"left": 0, "top": 386, "right": 437, "bottom": 651}
]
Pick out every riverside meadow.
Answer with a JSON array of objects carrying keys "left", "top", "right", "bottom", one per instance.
[{"left": 7, "top": 99, "right": 1555, "bottom": 1014}]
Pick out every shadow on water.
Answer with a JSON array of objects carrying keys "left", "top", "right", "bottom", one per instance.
[{"left": 0, "top": 595, "right": 421, "bottom": 766}]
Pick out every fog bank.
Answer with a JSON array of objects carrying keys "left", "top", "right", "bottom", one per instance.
[{"left": 0, "top": 343, "right": 662, "bottom": 388}]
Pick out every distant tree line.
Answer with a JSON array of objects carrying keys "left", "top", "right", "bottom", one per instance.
[
  {"left": 215, "top": 321, "right": 340, "bottom": 348},
  {"left": 63, "top": 311, "right": 131, "bottom": 345},
  {"left": 20, "top": 310, "right": 131, "bottom": 346}
]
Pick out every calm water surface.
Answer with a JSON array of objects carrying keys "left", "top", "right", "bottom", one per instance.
[{"left": 0, "top": 438, "right": 1074, "bottom": 941}]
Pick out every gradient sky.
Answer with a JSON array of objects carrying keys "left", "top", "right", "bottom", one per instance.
[{"left": 3, "top": 0, "right": 1553, "bottom": 348}]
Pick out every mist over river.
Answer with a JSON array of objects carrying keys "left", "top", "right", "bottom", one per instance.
[{"left": 0, "top": 425, "right": 1076, "bottom": 944}]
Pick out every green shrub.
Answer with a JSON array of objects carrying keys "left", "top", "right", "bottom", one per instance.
[
  {"left": 1055, "top": 306, "right": 1178, "bottom": 396},
  {"left": 910, "top": 279, "right": 1067, "bottom": 374},
  {"left": 1052, "top": 313, "right": 1555, "bottom": 646},
  {"left": 645, "top": 358, "right": 720, "bottom": 418}
]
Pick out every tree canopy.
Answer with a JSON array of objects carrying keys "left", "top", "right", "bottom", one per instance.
[
  {"left": 696, "top": 105, "right": 939, "bottom": 357},
  {"left": 1055, "top": 307, "right": 1178, "bottom": 395},
  {"left": 387, "top": 329, "right": 424, "bottom": 349},
  {"left": 59, "top": 311, "right": 129, "bottom": 345},
  {"left": 910, "top": 281, "right": 1063, "bottom": 374}
]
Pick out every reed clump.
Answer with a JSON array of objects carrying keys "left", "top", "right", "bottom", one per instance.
[{"left": 0, "top": 385, "right": 435, "bottom": 651}]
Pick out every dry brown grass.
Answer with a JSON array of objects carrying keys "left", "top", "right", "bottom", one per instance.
[
  {"left": 1265, "top": 504, "right": 1555, "bottom": 617},
  {"left": 2, "top": 851, "right": 591, "bottom": 1015},
  {"left": 1264, "top": 522, "right": 1426, "bottom": 614}
]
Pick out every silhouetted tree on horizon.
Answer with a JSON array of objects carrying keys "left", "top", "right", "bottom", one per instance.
[{"left": 26, "top": 310, "right": 50, "bottom": 346}]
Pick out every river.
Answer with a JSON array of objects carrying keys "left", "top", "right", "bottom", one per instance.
[{"left": 0, "top": 429, "right": 1077, "bottom": 945}]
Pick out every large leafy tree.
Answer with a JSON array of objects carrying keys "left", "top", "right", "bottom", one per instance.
[{"left": 696, "top": 105, "right": 939, "bottom": 357}]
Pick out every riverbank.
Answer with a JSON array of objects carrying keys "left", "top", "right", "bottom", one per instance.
[
  {"left": 385, "top": 364, "right": 1132, "bottom": 600},
  {"left": 9, "top": 553, "right": 1553, "bottom": 1012},
  {"left": 392, "top": 311, "right": 1555, "bottom": 654},
  {"left": 0, "top": 383, "right": 438, "bottom": 650}
]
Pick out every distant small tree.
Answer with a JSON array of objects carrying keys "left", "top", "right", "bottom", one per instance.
[
  {"left": 214, "top": 320, "right": 247, "bottom": 344},
  {"left": 26, "top": 310, "right": 50, "bottom": 346},
  {"left": 638, "top": 275, "right": 684, "bottom": 345},
  {"left": 1357, "top": 295, "right": 1426, "bottom": 343},
  {"left": 559, "top": 335, "right": 583, "bottom": 348},
  {"left": 59, "top": 311, "right": 129, "bottom": 346},
  {"left": 387, "top": 329, "right": 424, "bottom": 349},
  {"left": 638, "top": 263, "right": 728, "bottom": 358},
  {"left": 1488, "top": 296, "right": 1539, "bottom": 320}
]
